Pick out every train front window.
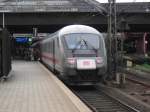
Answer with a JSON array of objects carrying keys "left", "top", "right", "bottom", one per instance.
[{"left": 64, "top": 34, "right": 100, "bottom": 50}]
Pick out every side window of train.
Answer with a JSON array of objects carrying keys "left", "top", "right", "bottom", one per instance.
[
  {"left": 49, "top": 41, "right": 52, "bottom": 53},
  {"left": 44, "top": 43, "right": 46, "bottom": 52},
  {"left": 48, "top": 41, "right": 51, "bottom": 52},
  {"left": 57, "top": 37, "right": 59, "bottom": 48},
  {"left": 50, "top": 40, "right": 53, "bottom": 53},
  {"left": 46, "top": 43, "right": 48, "bottom": 52}
]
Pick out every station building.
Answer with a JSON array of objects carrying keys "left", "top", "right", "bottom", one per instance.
[{"left": 0, "top": 0, "right": 150, "bottom": 60}]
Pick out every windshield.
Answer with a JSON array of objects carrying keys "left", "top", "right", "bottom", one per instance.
[{"left": 64, "top": 33, "right": 100, "bottom": 50}]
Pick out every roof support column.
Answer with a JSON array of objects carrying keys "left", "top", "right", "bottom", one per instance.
[
  {"left": 2, "top": 13, "right": 5, "bottom": 28},
  {"left": 143, "top": 32, "right": 147, "bottom": 56},
  {"left": 108, "top": 0, "right": 118, "bottom": 78}
]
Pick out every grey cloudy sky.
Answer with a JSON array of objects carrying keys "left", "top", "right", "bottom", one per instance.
[{"left": 96, "top": 0, "right": 150, "bottom": 3}]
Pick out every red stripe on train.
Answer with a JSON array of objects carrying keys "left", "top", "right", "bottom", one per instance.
[{"left": 41, "top": 52, "right": 59, "bottom": 64}]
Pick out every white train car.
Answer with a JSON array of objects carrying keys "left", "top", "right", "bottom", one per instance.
[{"left": 40, "top": 25, "right": 107, "bottom": 85}]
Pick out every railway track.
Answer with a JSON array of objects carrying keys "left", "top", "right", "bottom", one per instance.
[
  {"left": 126, "top": 77, "right": 150, "bottom": 88},
  {"left": 125, "top": 73, "right": 150, "bottom": 88},
  {"left": 124, "top": 73, "right": 150, "bottom": 106},
  {"left": 123, "top": 68, "right": 150, "bottom": 88},
  {"left": 72, "top": 86, "right": 140, "bottom": 112}
]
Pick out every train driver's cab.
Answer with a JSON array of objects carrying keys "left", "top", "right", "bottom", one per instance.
[{"left": 63, "top": 33, "right": 105, "bottom": 70}]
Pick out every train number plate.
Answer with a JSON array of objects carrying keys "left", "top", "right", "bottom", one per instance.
[{"left": 77, "top": 59, "right": 96, "bottom": 70}]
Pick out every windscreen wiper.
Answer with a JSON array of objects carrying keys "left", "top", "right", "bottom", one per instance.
[
  {"left": 72, "top": 39, "right": 97, "bottom": 54},
  {"left": 84, "top": 40, "right": 97, "bottom": 53}
]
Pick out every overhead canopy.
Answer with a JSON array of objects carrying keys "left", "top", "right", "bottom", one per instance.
[{"left": 0, "top": 0, "right": 102, "bottom": 12}]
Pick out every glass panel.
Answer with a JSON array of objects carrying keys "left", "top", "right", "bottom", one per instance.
[{"left": 64, "top": 33, "right": 101, "bottom": 50}]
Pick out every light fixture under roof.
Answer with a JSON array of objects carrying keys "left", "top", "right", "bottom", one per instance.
[
  {"left": 0, "top": 10, "right": 12, "bottom": 12},
  {"left": 145, "top": 7, "right": 150, "bottom": 12}
]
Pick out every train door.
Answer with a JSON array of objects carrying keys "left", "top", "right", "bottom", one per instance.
[
  {"left": 0, "top": 31, "right": 2, "bottom": 75},
  {"left": 52, "top": 39, "right": 56, "bottom": 72},
  {"left": 54, "top": 37, "right": 62, "bottom": 72}
]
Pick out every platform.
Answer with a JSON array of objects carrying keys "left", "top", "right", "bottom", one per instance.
[{"left": 0, "top": 61, "right": 91, "bottom": 112}]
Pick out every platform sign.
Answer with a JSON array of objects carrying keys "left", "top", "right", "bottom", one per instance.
[
  {"left": 13, "top": 34, "right": 33, "bottom": 44},
  {"left": 77, "top": 59, "right": 96, "bottom": 70},
  {"left": 16, "top": 37, "right": 28, "bottom": 43}
]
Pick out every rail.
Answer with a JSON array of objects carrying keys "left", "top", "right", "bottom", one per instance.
[{"left": 71, "top": 85, "right": 140, "bottom": 112}]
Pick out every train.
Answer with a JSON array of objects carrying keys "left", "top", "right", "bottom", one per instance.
[{"left": 39, "top": 25, "right": 107, "bottom": 85}]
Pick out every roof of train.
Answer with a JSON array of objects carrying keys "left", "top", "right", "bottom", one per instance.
[
  {"left": 39, "top": 25, "right": 102, "bottom": 43},
  {"left": 58, "top": 25, "right": 101, "bottom": 36}
]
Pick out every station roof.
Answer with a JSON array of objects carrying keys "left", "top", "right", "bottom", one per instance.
[
  {"left": 101, "top": 2, "right": 150, "bottom": 13},
  {"left": 0, "top": 0, "right": 100, "bottom": 12},
  {"left": 0, "top": 0, "right": 149, "bottom": 13}
]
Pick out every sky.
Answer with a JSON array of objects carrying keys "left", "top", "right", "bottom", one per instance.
[{"left": 95, "top": 0, "right": 150, "bottom": 3}]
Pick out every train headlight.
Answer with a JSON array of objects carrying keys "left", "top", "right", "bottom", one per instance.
[
  {"left": 67, "top": 58, "right": 76, "bottom": 64},
  {"left": 96, "top": 57, "right": 103, "bottom": 64}
]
